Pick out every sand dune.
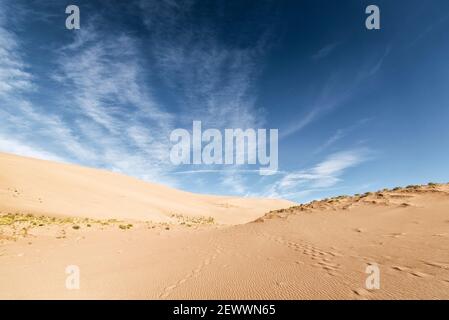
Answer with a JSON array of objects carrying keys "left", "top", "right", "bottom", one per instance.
[
  {"left": 0, "top": 152, "right": 293, "bottom": 225},
  {"left": 0, "top": 152, "right": 448, "bottom": 299}
]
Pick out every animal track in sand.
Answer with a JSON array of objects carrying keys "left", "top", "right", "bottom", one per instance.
[
  {"left": 258, "top": 232, "right": 343, "bottom": 276},
  {"left": 158, "top": 245, "right": 223, "bottom": 299},
  {"left": 389, "top": 194, "right": 414, "bottom": 199},
  {"left": 390, "top": 265, "right": 432, "bottom": 279},
  {"left": 391, "top": 265, "right": 408, "bottom": 271},
  {"left": 410, "top": 271, "right": 431, "bottom": 278},
  {"left": 432, "top": 233, "right": 448, "bottom": 237},
  {"left": 424, "top": 261, "right": 449, "bottom": 270},
  {"left": 352, "top": 288, "right": 371, "bottom": 298},
  {"left": 314, "top": 261, "right": 340, "bottom": 272},
  {"left": 384, "top": 232, "right": 406, "bottom": 238}
]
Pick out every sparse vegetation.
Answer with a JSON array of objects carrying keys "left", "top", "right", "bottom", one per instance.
[
  {"left": 119, "top": 224, "right": 133, "bottom": 230},
  {"left": 255, "top": 182, "right": 448, "bottom": 222},
  {"left": 0, "top": 212, "right": 130, "bottom": 241},
  {"left": 170, "top": 213, "right": 215, "bottom": 226}
]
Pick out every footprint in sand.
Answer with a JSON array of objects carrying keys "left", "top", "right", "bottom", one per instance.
[
  {"left": 424, "top": 261, "right": 449, "bottom": 270},
  {"left": 159, "top": 245, "right": 223, "bottom": 298},
  {"left": 385, "top": 232, "right": 406, "bottom": 238},
  {"left": 315, "top": 261, "right": 340, "bottom": 272},
  {"left": 328, "top": 251, "right": 343, "bottom": 257},
  {"left": 391, "top": 266, "right": 431, "bottom": 278},
  {"left": 410, "top": 271, "right": 431, "bottom": 278},
  {"left": 352, "top": 288, "right": 371, "bottom": 299},
  {"left": 391, "top": 265, "right": 409, "bottom": 271}
]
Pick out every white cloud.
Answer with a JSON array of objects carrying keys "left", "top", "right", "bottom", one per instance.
[
  {"left": 137, "top": 0, "right": 273, "bottom": 192},
  {"left": 312, "top": 42, "right": 341, "bottom": 60},
  {"left": 0, "top": 5, "right": 177, "bottom": 185},
  {"left": 281, "top": 46, "right": 390, "bottom": 140},
  {"left": 0, "top": 5, "right": 79, "bottom": 163},
  {"left": 0, "top": 1, "right": 272, "bottom": 194},
  {"left": 139, "top": 0, "right": 266, "bottom": 131},
  {"left": 312, "top": 118, "right": 371, "bottom": 155},
  {"left": 0, "top": 134, "right": 65, "bottom": 162},
  {"left": 0, "top": 12, "right": 34, "bottom": 96},
  {"left": 221, "top": 169, "right": 247, "bottom": 195},
  {"left": 51, "top": 25, "right": 179, "bottom": 184},
  {"left": 267, "top": 149, "right": 370, "bottom": 198}
]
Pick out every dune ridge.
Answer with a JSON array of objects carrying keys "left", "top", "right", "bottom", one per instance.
[{"left": 0, "top": 152, "right": 293, "bottom": 225}]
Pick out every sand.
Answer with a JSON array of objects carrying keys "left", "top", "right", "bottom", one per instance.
[
  {"left": 0, "top": 152, "right": 293, "bottom": 225},
  {"left": 1, "top": 152, "right": 448, "bottom": 299}
]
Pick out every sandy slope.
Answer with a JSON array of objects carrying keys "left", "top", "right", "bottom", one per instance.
[
  {"left": 0, "top": 152, "right": 293, "bottom": 225},
  {"left": 0, "top": 152, "right": 448, "bottom": 299}
]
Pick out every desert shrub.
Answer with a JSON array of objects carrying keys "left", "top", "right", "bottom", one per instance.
[{"left": 205, "top": 216, "right": 215, "bottom": 224}]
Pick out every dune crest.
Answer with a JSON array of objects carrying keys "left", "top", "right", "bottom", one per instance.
[{"left": 0, "top": 152, "right": 293, "bottom": 225}]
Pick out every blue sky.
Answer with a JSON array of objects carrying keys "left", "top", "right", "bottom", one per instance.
[{"left": 1, "top": 0, "right": 449, "bottom": 203}]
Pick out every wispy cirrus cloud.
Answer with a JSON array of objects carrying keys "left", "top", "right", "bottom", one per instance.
[
  {"left": 0, "top": 3, "right": 177, "bottom": 185},
  {"left": 137, "top": 0, "right": 276, "bottom": 192},
  {"left": 313, "top": 118, "right": 372, "bottom": 155},
  {"left": 0, "top": 7, "right": 33, "bottom": 96},
  {"left": 139, "top": 0, "right": 268, "bottom": 130},
  {"left": 1, "top": 0, "right": 274, "bottom": 192},
  {"left": 0, "top": 134, "right": 64, "bottom": 162},
  {"left": 311, "top": 42, "right": 341, "bottom": 61},
  {"left": 281, "top": 45, "right": 390, "bottom": 140},
  {"left": 266, "top": 149, "right": 371, "bottom": 199},
  {"left": 0, "top": 3, "right": 68, "bottom": 162},
  {"left": 52, "top": 23, "right": 178, "bottom": 184}
]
